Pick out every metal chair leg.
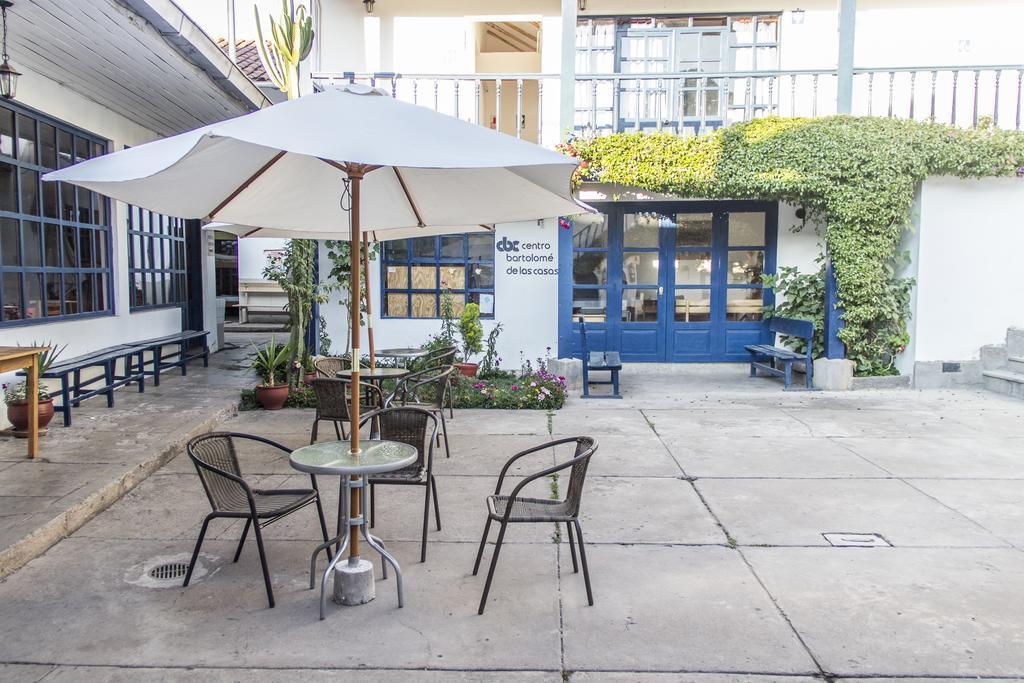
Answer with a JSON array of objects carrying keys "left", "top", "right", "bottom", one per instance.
[
  {"left": 440, "top": 411, "right": 451, "bottom": 458},
  {"left": 232, "top": 518, "right": 251, "bottom": 563},
  {"left": 252, "top": 520, "right": 275, "bottom": 608},
  {"left": 334, "top": 421, "right": 343, "bottom": 441},
  {"left": 565, "top": 521, "right": 579, "bottom": 573},
  {"left": 477, "top": 520, "right": 508, "bottom": 615},
  {"left": 573, "top": 520, "right": 594, "bottom": 606},
  {"left": 369, "top": 483, "right": 376, "bottom": 528},
  {"left": 183, "top": 514, "right": 213, "bottom": 587},
  {"left": 430, "top": 475, "right": 441, "bottom": 531},
  {"left": 420, "top": 479, "right": 431, "bottom": 563},
  {"left": 310, "top": 418, "right": 319, "bottom": 445},
  {"left": 472, "top": 517, "right": 492, "bottom": 575}
]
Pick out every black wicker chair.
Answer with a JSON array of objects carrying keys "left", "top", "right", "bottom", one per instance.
[
  {"left": 308, "top": 378, "right": 384, "bottom": 443},
  {"left": 392, "top": 365, "right": 454, "bottom": 457},
  {"left": 183, "top": 432, "right": 330, "bottom": 608},
  {"left": 359, "top": 406, "right": 441, "bottom": 562},
  {"left": 473, "top": 436, "right": 598, "bottom": 614}
]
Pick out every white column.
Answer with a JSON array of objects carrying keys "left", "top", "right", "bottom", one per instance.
[
  {"left": 836, "top": 0, "right": 857, "bottom": 114},
  {"left": 559, "top": 0, "right": 577, "bottom": 140}
]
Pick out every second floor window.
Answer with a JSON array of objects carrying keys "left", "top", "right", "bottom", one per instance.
[{"left": 382, "top": 233, "right": 495, "bottom": 319}]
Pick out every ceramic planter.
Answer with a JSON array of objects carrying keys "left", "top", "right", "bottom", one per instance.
[
  {"left": 7, "top": 399, "right": 55, "bottom": 432},
  {"left": 303, "top": 371, "right": 318, "bottom": 385},
  {"left": 255, "top": 384, "right": 289, "bottom": 410},
  {"left": 454, "top": 362, "right": 479, "bottom": 378}
]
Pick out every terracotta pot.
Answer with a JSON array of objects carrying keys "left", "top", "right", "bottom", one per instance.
[
  {"left": 303, "top": 371, "right": 318, "bottom": 385},
  {"left": 255, "top": 384, "right": 289, "bottom": 411},
  {"left": 7, "top": 399, "right": 55, "bottom": 432},
  {"left": 454, "top": 362, "right": 479, "bottom": 378}
]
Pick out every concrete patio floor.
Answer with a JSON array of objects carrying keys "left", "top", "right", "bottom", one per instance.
[{"left": 2, "top": 364, "right": 1024, "bottom": 681}]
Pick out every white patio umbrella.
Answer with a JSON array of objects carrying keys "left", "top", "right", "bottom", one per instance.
[{"left": 45, "top": 82, "right": 587, "bottom": 580}]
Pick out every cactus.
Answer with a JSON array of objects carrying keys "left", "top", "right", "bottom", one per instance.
[{"left": 254, "top": 0, "right": 314, "bottom": 100}]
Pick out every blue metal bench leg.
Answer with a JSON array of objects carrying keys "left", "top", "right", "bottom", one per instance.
[
  {"left": 59, "top": 375, "right": 71, "bottom": 427},
  {"left": 104, "top": 361, "right": 115, "bottom": 408},
  {"left": 581, "top": 361, "right": 590, "bottom": 398},
  {"left": 749, "top": 360, "right": 757, "bottom": 377},
  {"left": 611, "top": 369, "right": 620, "bottom": 397},
  {"left": 180, "top": 342, "right": 188, "bottom": 376},
  {"left": 153, "top": 348, "right": 161, "bottom": 387},
  {"left": 783, "top": 361, "right": 793, "bottom": 390},
  {"left": 202, "top": 341, "right": 209, "bottom": 367},
  {"left": 136, "top": 352, "right": 146, "bottom": 393}
]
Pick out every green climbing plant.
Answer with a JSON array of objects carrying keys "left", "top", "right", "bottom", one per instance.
[
  {"left": 263, "top": 240, "right": 319, "bottom": 388},
  {"left": 563, "top": 117, "right": 1024, "bottom": 375}
]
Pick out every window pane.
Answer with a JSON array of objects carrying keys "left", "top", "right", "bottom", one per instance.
[
  {"left": 81, "top": 274, "right": 95, "bottom": 313},
  {"left": 676, "top": 213, "right": 713, "bottom": 246},
  {"left": 74, "top": 136, "right": 89, "bottom": 164},
  {"left": 623, "top": 287, "right": 659, "bottom": 322},
  {"left": 23, "top": 221, "right": 41, "bottom": 267},
  {"left": 448, "top": 296, "right": 466, "bottom": 317},
  {"left": 385, "top": 264, "right": 408, "bottom": 288},
  {"left": 42, "top": 179, "right": 58, "bottom": 218},
  {"left": 411, "top": 236, "right": 435, "bottom": 259},
  {"left": 573, "top": 251, "right": 608, "bottom": 285},
  {"left": 0, "top": 161, "right": 15, "bottom": 211},
  {"left": 756, "top": 16, "right": 778, "bottom": 42},
  {"left": 57, "top": 130, "right": 73, "bottom": 168},
  {"left": 439, "top": 235, "right": 464, "bottom": 259},
  {"left": 132, "top": 272, "right": 145, "bottom": 307},
  {"left": 92, "top": 193, "right": 105, "bottom": 224},
  {"left": 572, "top": 214, "right": 607, "bottom": 249},
  {"left": 410, "top": 265, "right": 435, "bottom": 289},
  {"left": 46, "top": 273, "right": 60, "bottom": 316},
  {"left": 0, "top": 109, "right": 12, "bottom": 158},
  {"left": 572, "top": 287, "right": 606, "bottom": 322},
  {"left": 63, "top": 226, "right": 77, "bottom": 267},
  {"left": 386, "top": 293, "right": 409, "bottom": 317},
  {"left": 44, "top": 223, "right": 60, "bottom": 267},
  {"left": 0, "top": 217, "right": 18, "bottom": 265},
  {"left": 623, "top": 213, "right": 661, "bottom": 247},
  {"left": 19, "top": 169, "right": 38, "bottom": 215},
  {"left": 76, "top": 186, "right": 90, "bottom": 223},
  {"left": 96, "top": 230, "right": 106, "bottom": 268},
  {"left": 675, "top": 288, "right": 711, "bottom": 322},
  {"left": 97, "top": 273, "right": 109, "bottom": 312},
  {"left": 39, "top": 124, "right": 57, "bottom": 169},
  {"left": 731, "top": 16, "right": 754, "bottom": 44},
  {"left": 729, "top": 250, "right": 765, "bottom": 284},
  {"left": 384, "top": 239, "right": 408, "bottom": 261},
  {"left": 79, "top": 229, "right": 94, "bottom": 268},
  {"left": 60, "top": 182, "right": 74, "bottom": 220},
  {"left": 468, "top": 234, "right": 494, "bottom": 260},
  {"left": 411, "top": 293, "right": 436, "bottom": 318},
  {"left": 23, "top": 273, "right": 41, "bottom": 319},
  {"left": 16, "top": 114, "right": 36, "bottom": 165},
  {"left": 727, "top": 288, "right": 763, "bottom": 321},
  {"left": 622, "top": 251, "right": 660, "bottom": 285},
  {"left": 469, "top": 263, "right": 494, "bottom": 289},
  {"left": 2, "top": 272, "right": 22, "bottom": 320},
  {"left": 728, "top": 211, "right": 765, "bottom": 245},
  {"left": 675, "top": 251, "right": 712, "bottom": 285},
  {"left": 439, "top": 264, "right": 465, "bottom": 290},
  {"left": 64, "top": 274, "right": 79, "bottom": 314}
]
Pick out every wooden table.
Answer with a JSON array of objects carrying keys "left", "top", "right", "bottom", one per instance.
[{"left": 0, "top": 346, "right": 48, "bottom": 458}]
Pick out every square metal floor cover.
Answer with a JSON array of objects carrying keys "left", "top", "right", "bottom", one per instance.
[{"left": 822, "top": 532, "right": 892, "bottom": 547}]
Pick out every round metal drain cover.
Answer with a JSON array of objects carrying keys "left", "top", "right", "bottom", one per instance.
[{"left": 148, "top": 562, "right": 188, "bottom": 580}]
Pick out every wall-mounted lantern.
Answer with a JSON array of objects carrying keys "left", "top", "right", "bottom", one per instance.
[{"left": 0, "top": 1, "right": 20, "bottom": 99}]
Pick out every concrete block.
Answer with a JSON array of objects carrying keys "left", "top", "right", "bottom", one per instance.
[
  {"left": 981, "top": 344, "right": 1008, "bottom": 371},
  {"left": 548, "top": 357, "right": 582, "bottom": 391},
  {"left": 911, "top": 360, "right": 982, "bottom": 389},
  {"left": 334, "top": 558, "right": 376, "bottom": 606},
  {"left": 812, "top": 358, "right": 855, "bottom": 391},
  {"left": 1007, "top": 327, "right": 1024, "bottom": 358}
]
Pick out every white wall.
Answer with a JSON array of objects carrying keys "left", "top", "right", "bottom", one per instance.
[
  {"left": 318, "top": 219, "right": 560, "bottom": 370},
  {"left": 0, "top": 66, "right": 204, "bottom": 424},
  {"left": 905, "top": 176, "right": 1024, "bottom": 364},
  {"left": 237, "top": 237, "right": 287, "bottom": 280}
]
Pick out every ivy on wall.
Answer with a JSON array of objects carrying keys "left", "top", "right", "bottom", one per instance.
[{"left": 564, "top": 117, "right": 1024, "bottom": 375}]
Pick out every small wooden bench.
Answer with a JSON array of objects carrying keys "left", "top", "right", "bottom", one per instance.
[
  {"left": 578, "top": 316, "right": 622, "bottom": 399},
  {"left": 745, "top": 317, "right": 814, "bottom": 390},
  {"left": 236, "top": 279, "right": 288, "bottom": 324}
]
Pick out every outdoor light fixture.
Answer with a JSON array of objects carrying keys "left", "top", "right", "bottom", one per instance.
[
  {"left": 791, "top": 8, "right": 805, "bottom": 24},
  {"left": 0, "top": 1, "right": 20, "bottom": 99},
  {"left": 577, "top": 0, "right": 586, "bottom": 11},
  {"left": 363, "top": 0, "right": 375, "bottom": 14}
]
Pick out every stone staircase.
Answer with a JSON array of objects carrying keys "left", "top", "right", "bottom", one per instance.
[{"left": 981, "top": 327, "right": 1024, "bottom": 399}]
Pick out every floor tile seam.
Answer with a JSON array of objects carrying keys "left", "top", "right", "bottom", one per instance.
[
  {"left": 825, "top": 437, "right": 898, "bottom": 476},
  {"left": 897, "top": 477, "right": 1024, "bottom": 550},
  {"left": 684, "top": 474, "right": 829, "bottom": 679},
  {"left": 636, "top": 408, "right": 689, "bottom": 478},
  {"left": 6, "top": 661, "right": 566, "bottom": 675}
]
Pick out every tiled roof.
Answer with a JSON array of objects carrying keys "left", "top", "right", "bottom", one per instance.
[{"left": 216, "top": 38, "right": 270, "bottom": 82}]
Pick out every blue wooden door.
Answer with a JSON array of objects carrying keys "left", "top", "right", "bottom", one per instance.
[{"left": 559, "top": 201, "right": 776, "bottom": 362}]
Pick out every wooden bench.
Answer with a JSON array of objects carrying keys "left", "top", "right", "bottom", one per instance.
[
  {"left": 18, "top": 330, "right": 209, "bottom": 427},
  {"left": 235, "top": 279, "right": 289, "bottom": 324},
  {"left": 745, "top": 317, "right": 814, "bottom": 390},
  {"left": 578, "top": 316, "right": 622, "bottom": 399}
]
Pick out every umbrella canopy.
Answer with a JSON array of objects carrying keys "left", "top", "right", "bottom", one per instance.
[
  {"left": 203, "top": 221, "right": 495, "bottom": 242},
  {"left": 44, "top": 83, "right": 587, "bottom": 231}
]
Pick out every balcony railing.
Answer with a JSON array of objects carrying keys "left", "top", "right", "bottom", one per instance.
[{"left": 312, "top": 65, "right": 1024, "bottom": 143}]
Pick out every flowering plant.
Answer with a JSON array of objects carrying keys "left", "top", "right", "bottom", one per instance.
[
  {"left": 453, "top": 350, "right": 566, "bottom": 410},
  {"left": 2, "top": 381, "right": 50, "bottom": 404}
]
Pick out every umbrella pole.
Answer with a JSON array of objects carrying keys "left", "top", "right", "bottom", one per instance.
[
  {"left": 347, "top": 167, "right": 365, "bottom": 564},
  {"left": 363, "top": 241, "right": 376, "bottom": 370}
]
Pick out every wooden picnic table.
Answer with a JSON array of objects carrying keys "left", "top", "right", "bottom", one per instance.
[{"left": 0, "top": 346, "right": 48, "bottom": 459}]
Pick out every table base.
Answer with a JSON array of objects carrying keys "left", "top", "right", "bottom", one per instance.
[
  {"left": 309, "top": 474, "right": 404, "bottom": 619},
  {"left": 334, "top": 558, "right": 375, "bottom": 605}
]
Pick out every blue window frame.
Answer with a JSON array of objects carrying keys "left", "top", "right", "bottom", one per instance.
[
  {"left": 0, "top": 99, "right": 112, "bottom": 326},
  {"left": 127, "top": 205, "right": 187, "bottom": 310},
  {"left": 381, "top": 233, "right": 495, "bottom": 319}
]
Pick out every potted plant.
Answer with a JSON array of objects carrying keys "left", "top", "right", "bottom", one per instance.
[
  {"left": 454, "top": 303, "right": 484, "bottom": 377},
  {"left": 250, "top": 336, "right": 291, "bottom": 410},
  {"left": 300, "top": 348, "right": 317, "bottom": 385},
  {"left": 3, "top": 342, "right": 65, "bottom": 434}
]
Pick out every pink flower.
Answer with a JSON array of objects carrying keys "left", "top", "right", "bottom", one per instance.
[{"left": 510, "top": 385, "right": 519, "bottom": 390}]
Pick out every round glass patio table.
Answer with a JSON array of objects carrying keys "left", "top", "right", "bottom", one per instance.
[
  {"left": 335, "top": 367, "right": 411, "bottom": 381},
  {"left": 375, "top": 347, "right": 429, "bottom": 367},
  {"left": 290, "top": 439, "right": 417, "bottom": 619}
]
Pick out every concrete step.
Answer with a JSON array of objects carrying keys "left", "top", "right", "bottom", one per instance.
[
  {"left": 981, "top": 344, "right": 1008, "bottom": 371},
  {"left": 1009, "top": 356, "right": 1024, "bottom": 373},
  {"left": 982, "top": 369, "right": 1024, "bottom": 399},
  {"left": 1007, "top": 327, "right": 1024, "bottom": 358}
]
